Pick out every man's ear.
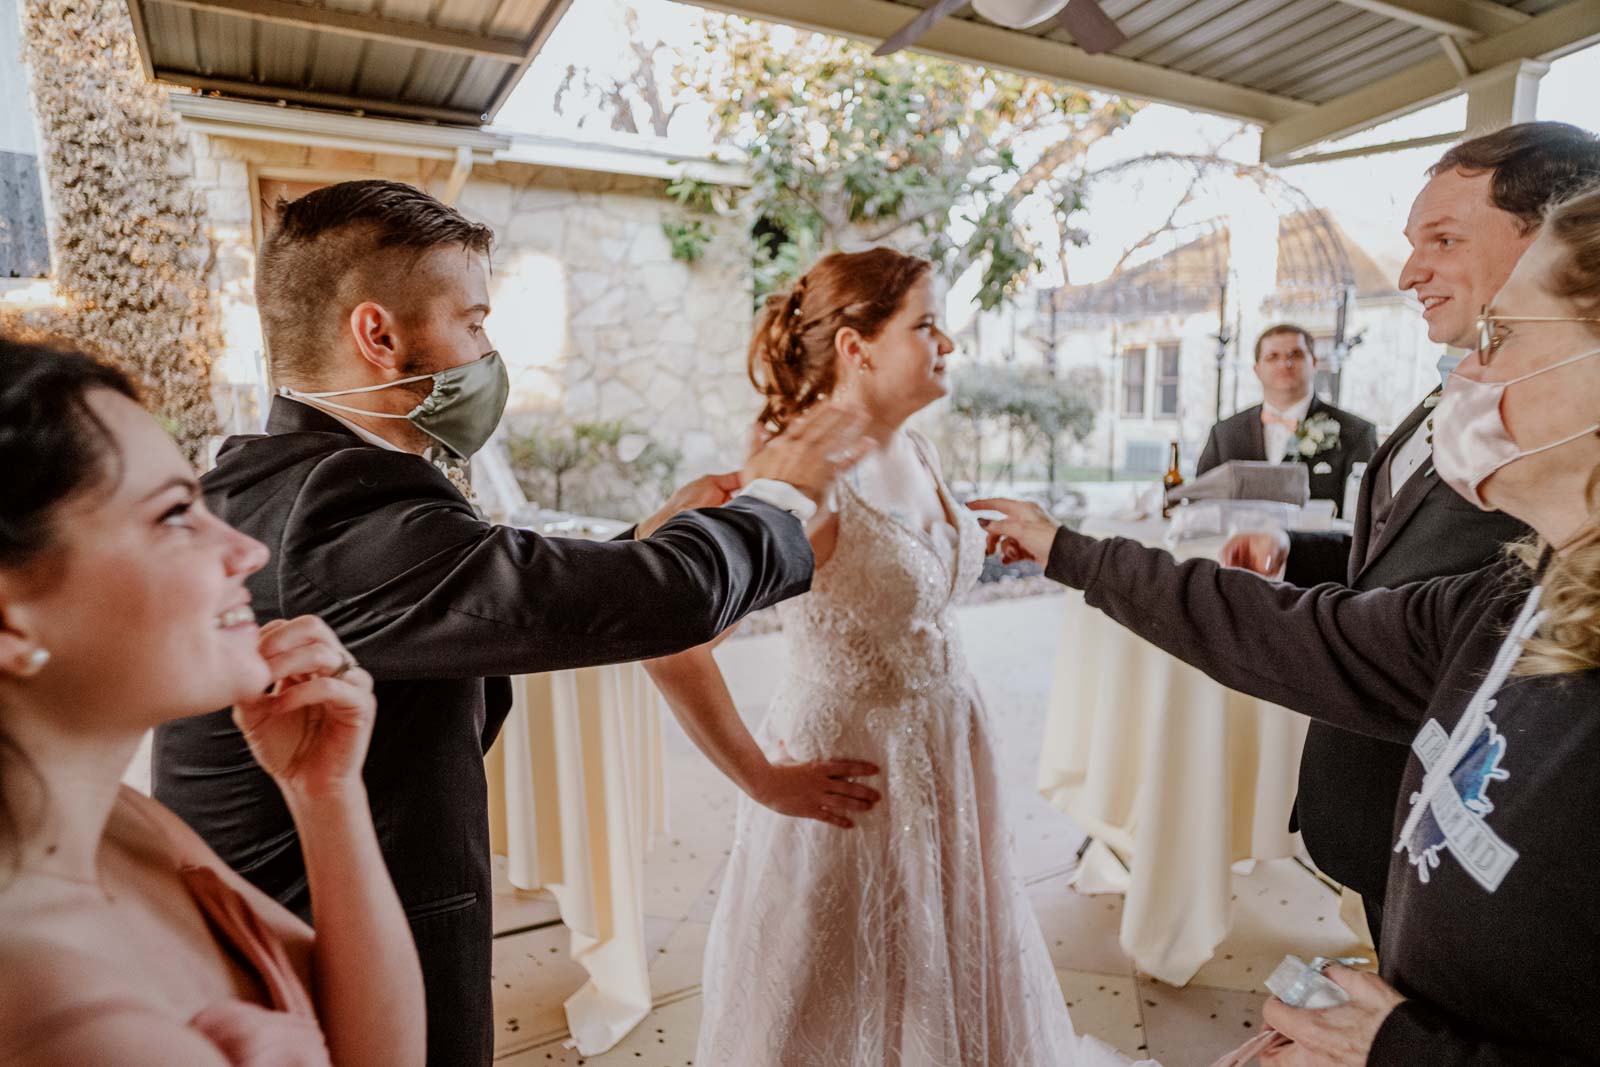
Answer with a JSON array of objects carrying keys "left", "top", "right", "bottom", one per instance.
[{"left": 348, "top": 302, "right": 403, "bottom": 374}]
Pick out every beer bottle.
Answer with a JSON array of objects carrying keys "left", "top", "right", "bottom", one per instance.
[{"left": 1161, "top": 440, "right": 1184, "bottom": 519}]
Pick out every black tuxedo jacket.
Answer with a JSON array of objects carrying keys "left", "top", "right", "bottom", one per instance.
[
  {"left": 1195, "top": 396, "right": 1378, "bottom": 516},
  {"left": 1281, "top": 389, "right": 1529, "bottom": 927},
  {"left": 152, "top": 398, "right": 813, "bottom": 1066}
]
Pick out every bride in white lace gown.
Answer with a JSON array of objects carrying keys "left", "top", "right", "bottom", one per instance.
[{"left": 646, "top": 249, "right": 1153, "bottom": 1067}]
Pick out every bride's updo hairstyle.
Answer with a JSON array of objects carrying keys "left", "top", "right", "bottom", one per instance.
[{"left": 749, "top": 247, "right": 932, "bottom": 435}]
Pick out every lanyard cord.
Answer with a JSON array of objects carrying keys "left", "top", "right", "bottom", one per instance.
[{"left": 1396, "top": 585, "right": 1546, "bottom": 849}]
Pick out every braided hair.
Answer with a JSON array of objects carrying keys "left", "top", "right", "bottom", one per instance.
[{"left": 748, "top": 248, "right": 933, "bottom": 435}]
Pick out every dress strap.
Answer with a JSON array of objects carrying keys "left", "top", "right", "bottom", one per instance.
[{"left": 115, "top": 788, "right": 317, "bottom": 1019}]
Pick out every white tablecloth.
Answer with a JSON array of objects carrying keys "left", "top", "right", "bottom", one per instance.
[
  {"left": 1037, "top": 517, "right": 1315, "bottom": 986},
  {"left": 485, "top": 662, "right": 668, "bottom": 1054}
]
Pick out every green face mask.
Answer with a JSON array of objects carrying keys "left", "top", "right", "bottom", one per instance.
[{"left": 283, "top": 350, "right": 510, "bottom": 460}]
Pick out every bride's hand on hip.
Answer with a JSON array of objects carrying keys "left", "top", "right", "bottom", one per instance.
[
  {"left": 751, "top": 743, "right": 882, "bottom": 829},
  {"left": 234, "top": 616, "right": 376, "bottom": 801}
]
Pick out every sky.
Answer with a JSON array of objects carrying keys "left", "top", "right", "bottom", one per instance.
[{"left": 499, "top": 0, "right": 1600, "bottom": 293}]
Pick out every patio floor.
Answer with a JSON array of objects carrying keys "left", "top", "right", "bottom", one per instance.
[{"left": 489, "top": 592, "right": 1366, "bottom": 1065}]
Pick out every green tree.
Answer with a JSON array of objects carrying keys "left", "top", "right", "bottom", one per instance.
[
  {"left": 945, "top": 364, "right": 1095, "bottom": 495},
  {"left": 507, "top": 418, "right": 681, "bottom": 518},
  {"left": 675, "top": 16, "right": 1139, "bottom": 308}
]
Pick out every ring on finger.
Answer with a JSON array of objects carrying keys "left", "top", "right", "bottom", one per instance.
[{"left": 331, "top": 653, "right": 357, "bottom": 679}]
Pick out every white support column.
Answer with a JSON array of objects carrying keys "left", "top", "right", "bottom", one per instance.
[{"left": 1464, "top": 58, "right": 1549, "bottom": 131}]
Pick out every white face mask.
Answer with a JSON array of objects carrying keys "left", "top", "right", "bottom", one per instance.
[{"left": 1431, "top": 345, "right": 1600, "bottom": 509}]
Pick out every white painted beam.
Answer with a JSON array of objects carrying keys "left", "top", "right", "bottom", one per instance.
[
  {"left": 440, "top": 145, "right": 475, "bottom": 205},
  {"left": 682, "top": 0, "right": 1311, "bottom": 126},
  {"left": 1333, "top": 0, "right": 1529, "bottom": 38},
  {"left": 168, "top": 92, "right": 512, "bottom": 157},
  {"left": 157, "top": 70, "right": 488, "bottom": 124},
  {"left": 1464, "top": 57, "right": 1548, "bottom": 128},
  {"left": 1261, "top": 0, "right": 1600, "bottom": 163}
]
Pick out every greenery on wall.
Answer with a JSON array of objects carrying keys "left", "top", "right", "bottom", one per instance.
[
  {"left": 5, "top": 0, "right": 222, "bottom": 461},
  {"left": 938, "top": 363, "right": 1097, "bottom": 498},
  {"left": 507, "top": 418, "right": 683, "bottom": 519}
]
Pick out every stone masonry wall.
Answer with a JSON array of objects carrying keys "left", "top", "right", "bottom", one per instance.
[{"left": 187, "top": 133, "right": 756, "bottom": 479}]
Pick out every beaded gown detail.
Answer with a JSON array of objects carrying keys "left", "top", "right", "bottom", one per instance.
[{"left": 695, "top": 432, "right": 1144, "bottom": 1067}]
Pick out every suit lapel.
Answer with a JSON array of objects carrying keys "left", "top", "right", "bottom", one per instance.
[
  {"left": 1247, "top": 404, "right": 1268, "bottom": 461},
  {"left": 1353, "top": 390, "right": 1441, "bottom": 580}
]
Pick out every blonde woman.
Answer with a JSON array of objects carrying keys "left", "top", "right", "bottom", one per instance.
[{"left": 978, "top": 183, "right": 1600, "bottom": 1065}]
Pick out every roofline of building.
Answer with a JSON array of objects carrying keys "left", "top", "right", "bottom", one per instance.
[{"left": 167, "top": 92, "right": 750, "bottom": 187}]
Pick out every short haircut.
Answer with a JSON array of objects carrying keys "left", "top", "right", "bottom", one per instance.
[
  {"left": 255, "top": 180, "right": 495, "bottom": 386},
  {"left": 1254, "top": 323, "right": 1314, "bottom": 363},
  {"left": 1429, "top": 122, "right": 1600, "bottom": 234}
]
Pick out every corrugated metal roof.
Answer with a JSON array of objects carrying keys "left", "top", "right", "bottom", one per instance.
[
  {"left": 693, "top": 0, "right": 1599, "bottom": 161},
  {"left": 127, "top": 0, "right": 572, "bottom": 124},
  {"left": 988, "top": 0, "right": 1536, "bottom": 103},
  {"left": 129, "top": 0, "right": 1598, "bottom": 153}
]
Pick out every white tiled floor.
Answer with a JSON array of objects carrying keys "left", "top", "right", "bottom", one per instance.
[{"left": 492, "top": 593, "right": 1367, "bottom": 1066}]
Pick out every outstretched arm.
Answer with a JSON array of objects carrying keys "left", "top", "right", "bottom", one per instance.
[{"left": 969, "top": 498, "right": 1494, "bottom": 744}]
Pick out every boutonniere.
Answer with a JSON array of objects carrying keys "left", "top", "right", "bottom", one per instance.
[
  {"left": 434, "top": 457, "right": 485, "bottom": 516},
  {"left": 1288, "top": 412, "right": 1342, "bottom": 459}
]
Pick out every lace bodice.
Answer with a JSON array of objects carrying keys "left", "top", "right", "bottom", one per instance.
[
  {"left": 698, "top": 433, "right": 1146, "bottom": 1066},
  {"left": 776, "top": 431, "right": 985, "bottom": 700}
]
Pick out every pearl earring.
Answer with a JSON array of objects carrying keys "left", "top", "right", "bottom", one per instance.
[{"left": 25, "top": 648, "right": 50, "bottom": 675}]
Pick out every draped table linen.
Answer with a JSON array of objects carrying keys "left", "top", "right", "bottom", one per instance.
[
  {"left": 485, "top": 661, "right": 669, "bottom": 1054},
  {"left": 1037, "top": 516, "right": 1327, "bottom": 986}
]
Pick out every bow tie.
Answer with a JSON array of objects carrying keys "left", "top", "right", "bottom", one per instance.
[{"left": 1261, "top": 409, "right": 1300, "bottom": 432}]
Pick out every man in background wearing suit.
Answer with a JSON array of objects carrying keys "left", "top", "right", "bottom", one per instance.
[
  {"left": 152, "top": 180, "right": 876, "bottom": 1066},
  {"left": 1222, "top": 121, "right": 1600, "bottom": 943},
  {"left": 1196, "top": 324, "right": 1377, "bottom": 515}
]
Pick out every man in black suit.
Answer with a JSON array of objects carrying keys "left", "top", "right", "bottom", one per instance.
[
  {"left": 152, "top": 181, "right": 877, "bottom": 1066},
  {"left": 1219, "top": 122, "right": 1600, "bottom": 943},
  {"left": 1196, "top": 324, "right": 1377, "bottom": 516}
]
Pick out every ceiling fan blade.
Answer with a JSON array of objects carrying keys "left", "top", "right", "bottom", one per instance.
[
  {"left": 874, "top": 0, "right": 971, "bottom": 56},
  {"left": 1057, "top": 0, "right": 1127, "bottom": 54}
]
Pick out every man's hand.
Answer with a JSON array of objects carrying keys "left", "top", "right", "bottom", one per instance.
[
  {"left": 741, "top": 403, "right": 870, "bottom": 505},
  {"left": 1259, "top": 966, "right": 1405, "bottom": 1067},
  {"left": 1219, "top": 530, "right": 1291, "bottom": 577},
  {"left": 638, "top": 472, "right": 743, "bottom": 539},
  {"left": 966, "top": 498, "right": 1062, "bottom": 567}
]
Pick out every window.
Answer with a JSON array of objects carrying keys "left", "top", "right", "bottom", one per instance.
[
  {"left": 1312, "top": 333, "right": 1342, "bottom": 403},
  {"left": 1121, "top": 346, "right": 1147, "bottom": 417},
  {"left": 1, "top": 32, "right": 51, "bottom": 280},
  {"left": 1156, "top": 342, "right": 1180, "bottom": 417}
]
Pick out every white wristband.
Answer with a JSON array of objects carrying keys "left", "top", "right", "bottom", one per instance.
[{"left": 737, "top": 479, "right": 818, "bottom": 524}]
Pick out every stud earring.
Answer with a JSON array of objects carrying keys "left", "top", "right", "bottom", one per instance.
[{"left": 24, "top": 648, "right": 51, "bottom": 676}]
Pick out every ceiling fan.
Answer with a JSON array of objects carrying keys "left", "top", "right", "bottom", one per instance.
[{"left": 874, "top": 0, "right": 1127, "bottom": 58}]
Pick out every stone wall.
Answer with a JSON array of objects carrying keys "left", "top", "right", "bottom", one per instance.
[{"left": 186, "top": 133, "right": 757, "bottom": 483}]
